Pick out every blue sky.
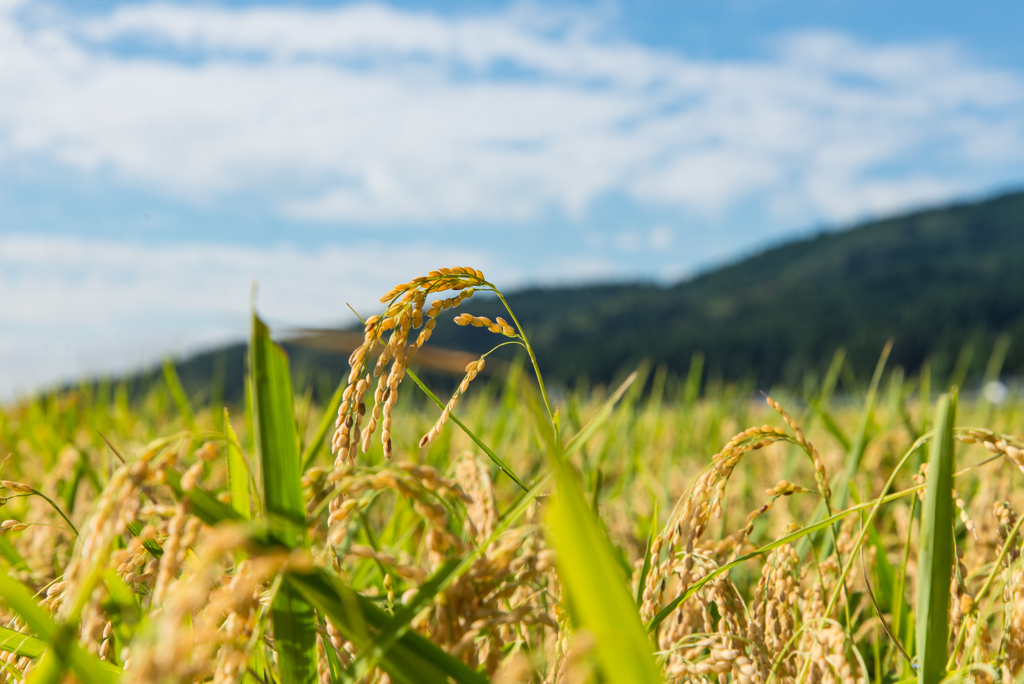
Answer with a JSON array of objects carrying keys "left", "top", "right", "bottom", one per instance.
[{"left": 2, "top": 0, "right": 1023, "bottom": 398}]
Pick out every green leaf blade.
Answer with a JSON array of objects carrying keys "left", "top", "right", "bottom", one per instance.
[
  {"left": 0, "top": 625, "right": 46, "bottom": 659},
  {"left": 548, "top": 459, "right": 661, "bottom": 684},
  {"left": 0, "top": 573, "right": 120, "bottom": 684},
  {"left": 251, "top": 313, "right": 318, "bottom": 684},
  {"left": 224, "top": 408, "right": 252, "bottom": 520},
  {"left": 917, "top": 392, "right": 957, "bottom": 684},
  {"left": 286, "top": 569, "right": 487, "bottom": 684},
  {"left": 272, "top": 581, "right": 319, "bottom": 684},
  {"left": 251, "top": 315, "right": 306, "bottom": 541}
]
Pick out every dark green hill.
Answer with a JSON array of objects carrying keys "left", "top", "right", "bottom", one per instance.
[{"left": 158, "top": 188, "right": 1024, "bottom": 401}]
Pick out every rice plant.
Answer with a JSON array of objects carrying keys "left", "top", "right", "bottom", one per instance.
[{"left": 0, "top": 266, "right": 1020, "bottom": 684}]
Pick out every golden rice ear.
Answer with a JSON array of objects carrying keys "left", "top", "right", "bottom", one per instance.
[
  {"left": 419, "top": 357, "right": 485, "bottom": 449},
  {"left": 332, "top": 268, "right": 490, "bottom": 464}
]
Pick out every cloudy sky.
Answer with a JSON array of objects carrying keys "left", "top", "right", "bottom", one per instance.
[{"left": 2, "top": 0, "right": 1023, "bottom": 398}]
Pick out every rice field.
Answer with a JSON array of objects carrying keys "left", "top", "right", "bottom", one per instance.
[{"left": 0, "top": 267, "right": 1022, "bottom": 684}]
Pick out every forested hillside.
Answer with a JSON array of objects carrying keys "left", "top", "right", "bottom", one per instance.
[{"left": 431, "top": 189, "right": 1024, "bottom": 387}]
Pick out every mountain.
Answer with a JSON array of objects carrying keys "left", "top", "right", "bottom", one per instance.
[{"left": 153, "top": 188, "right": 1024, "bottom": 401}]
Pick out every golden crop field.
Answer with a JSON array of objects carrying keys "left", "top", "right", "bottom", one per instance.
[{"left": 0, "top": 268, "right": 1021, "bottom": 684}]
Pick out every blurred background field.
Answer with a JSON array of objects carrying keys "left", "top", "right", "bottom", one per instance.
[{"left": 2, "top": 316, "right": 1024, "bottom": 682}]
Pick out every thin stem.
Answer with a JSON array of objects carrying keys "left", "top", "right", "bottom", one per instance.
[
  {"left": 491, "top": 288, "right": 555, "bottom": 423},
  {"left": 480, "top": 339, "right": 528, "bottom": 359},
  {"left": 24, "top": 488, "right": 78, "bottom": 537},
  {"left": 859, "top": 531, "right": 913, "bottom": 668}
]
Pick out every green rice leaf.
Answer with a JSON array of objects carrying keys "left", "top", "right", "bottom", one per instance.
[
  {"left": 224, "top": 407, "right": 252, "bottom": 520},
  {"left": 342, "top": 558, "right": 462, "bottom": 681},
  {"left": 0, "top": 572, "right": 120, "bottom": 683},
  {"left": 798, "top": 343, "right": 893, "bottom": 560},
  {"left": 0, "top": 625, "right": 45, "bottom": 659},
  {"left": 319, "top": 632, "right": 343, "bottom": 682},
  {"left": 270, "top": 582, "right": 319, "bottom": 684},
  {"left": 818, "top": 347, "right": 847, "bottom": 406},
  {"left": 286, "top": 570, "right": 487, "bottom": 684},
  {"left": 917, "top": 392, "right": 957, "bottom": 684},
  {"left": 810, "top": 400, "right": 851, "bottom": 451},
  {"left": 251, "top": 313, "right": 317, "bottom": 684},
  {"left": 251, "top": 315, "right": 306, "bottom": 543},
  {"left": 164, "top": 467, "right": 244, "bottom": 526},
  {"left": 548, "top": 457, "right": 661, "bottom": 684}
]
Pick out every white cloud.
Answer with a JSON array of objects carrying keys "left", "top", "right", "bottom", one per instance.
[
  {"left": 0, "top": 1, "right": 1020, "bottom": 226},
  {"left": 613, "top": 226, "right": 675, "bottom": 253},
  {"left": 0, "top": 233, "right": 497, "bottom": 398},
  {"left": 649, "top": 225, "right": 672, "bottom": 249}
]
